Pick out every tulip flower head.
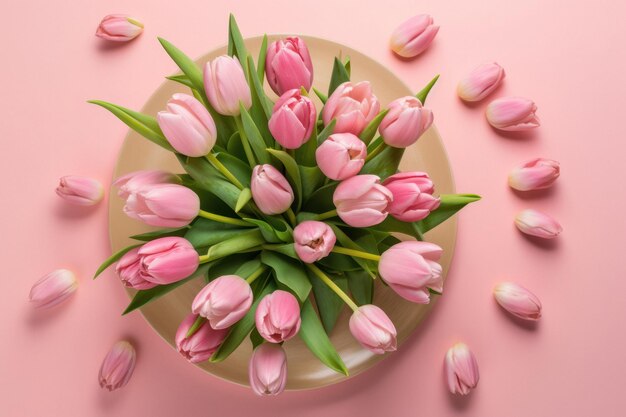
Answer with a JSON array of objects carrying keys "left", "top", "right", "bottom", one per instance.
[
  {"left": 493, "top": 282, "right": 542, "bottom": 321},
  {"left": 508, "top": 158, "right": 560, "bottom": 191},
  {"left": 333, "top": 175, "right": 393, "bottom": 227},
  {"left": 175, "top": 313, "right": 228, "bottom": 363},
  {"left": 122, "top": 183, "right": 200, "bottom": 228},
  {"left": 255, "top": 290, "right": 302, "bottom": 343},
  {"left": 203, "top": 55, "right": 252, "bottom": 116},
  {"left": 114, "top": 170, "right": 179, "bottom": 199},
  {"left": 380, "top": 96, "right": 433, "bottom": 148},
  {"left": 98, "top": 341, "right": 136, "bottom": 391},
  {"left": 251, "top": 164, "right": 294, "bottom": 215},
  {"left": 349, "top": 304, "right": 397, "bottom": 354},
  {"left": 515, "top": 209, "right": 562, "bottom": 239},
  {"left": 268, "top": 89, "right": 316, "bottom": 149},
  {"left": 192, "top": 275, "right": 253, "bottom": 329},
  {"left": 266, "top": 37, "right": 314, "bottom": 95},
  {"left": 486, "top": 97, "right": 540, "bottom": 131},
  {"left": 457, "top": 62, "right": 505, "bottom": 102},
  {"left": 29, "top": 269, "right": 78, "bottom": 309},
  {"left": 95, "top": 15, "right": 144, "bottom": 42},
  {"left": 390, "top": 14, "right": 439, "bottom": 58},
  {"left": 249, "top": 343, "right": 288, "bottom": 396},
  {"left": 56, "top": 175, "right": 104, "bottom": 206},
  {"left": 383, "top": 172, "right": 440, "bottom": 222},
  {"left": 315, "top": 133, "right": 367, "bottom": 180},
  {"left": 444, "top": 342, "right": 480, "bottom": 395},
  {"left": 293, "top": 221, "right": 336, "bottom": 263},
  {"left": 322, "top": 81, "right": 380, "bottom": 135}
]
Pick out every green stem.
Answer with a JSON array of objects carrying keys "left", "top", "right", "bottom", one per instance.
[
  {"left": 332, "top": 246, "right": 381, "bottom": 262},
  {"left": 315, "top": 209, "right": 338, "bottom": 221},
  {"left": 307, "top": 264, "right": 358, "bottom": 311},
  {"left": 206, "top": 154, "right": 244, "bottom": 190},
  {"left": 245, "top": 265, "right": 267, "bottom": 284},
  {"left": 185, "top": 315, "right": 205, "bottom": 338},
  {"left": 286, "top": 208, "right": 297, "bottom": 226},
  {"left": 234, "top": 115, "right": 256, "bottom": 167},
  {"left": 198, "top": 254, "right": 210, "bottom": 263},
  {"left": 412, "top": 222, "right": 425, "bottom": 241},
  {"left": 365, "top": 142, "right": 386, "bottom": 162},
  {"left": 198, "top": 210, "right": 250, "bottom": 227}
]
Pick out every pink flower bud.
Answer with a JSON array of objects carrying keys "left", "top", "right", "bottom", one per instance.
[
  {"left": 266, "top": 37, "right": 314, "bottom": 96},
  {"left": 293, "top": 220, "right": 336, "bottom": 263},
  {"left": 444, "top": 342, "right": 479, "bottom": 395},
  {"left": 380, "top": 96, "right": 433, "bottom": 148},
  {"left": 192, "top": 275, "right": 253, "bottom": 329},
  {"left": 116, "top": 237, "right": 199, "bottom": 288},
  {"left": 203, "top": 55, "right": 252, "bottom": 116},
  {"left": 508, "top": 158, "right": 560, "bottom": 191},
  {"left": 123, "top": 183, "right": 199, "bottom": 227},
  {"left": 255, "top": 290, "right": 301, "bottom": 343},
  {"left": 157, "top": 93, "right": 217, "bottom": 157},
  {"left": 349, "top": 304, "right": 397, "bottom": 354},
  {"left": 98, "top": 341, "right": 136, "bottom": 391},
  {"left": 56, "top": 175, "right": 104, "bottom": 206},
  {"left": 389, "top": 14, "right": 439, "bottom": 58},
  {"left": 95, "top": 15, "right": 143, "bottom": 42},
  {"left": 383, "top": 172, "right": 440, "bottom": 222},
  {"left": 315, "top": 133, "right": 367, "bottom": 180},
  {"left": 457, "top": 62, "right": 505, "bottom": 102},
  {"left": 486, "top": 97, "right": 540, "bottom": 131},
  {"left": 515, "top": 209, "right": 562, "bottom": 239},
  {"left": 268, "top": 89, "right": 316, "bottom": 149},
  {"left": 114, "top": 170, "right": 179, "bottom": 199},
  {"left": 493, "top": 282, "right": 542, "bottom": 321},
  {"left": 29, "top": 269, "right": 78, "bottom": 309},
  {"left": 379, "top": 241, "right": 443, "bottom": 303},
  {"left": 333, "top": 175, "right": 393, "bottom": 227},
  {"left": 251, "top": 164, "right": 294, "bottom": 215},
  {"left": 175, "top": 313, "right": 228, "bottom": 363},
  {"left": 322, "top": 81, "right": 380, "bottom": 136},
  {"left": 249, "top": 343, "right": 287, "bottom": 396}
]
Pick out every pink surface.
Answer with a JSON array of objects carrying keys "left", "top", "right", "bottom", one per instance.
[{"left": 2, "top": 0, "right": 624, "bottom": 415}]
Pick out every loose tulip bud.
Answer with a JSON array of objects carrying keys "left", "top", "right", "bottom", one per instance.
[
  {"left": 508, "top": 158, "right": 560, "bottom": 191},
  {"left": 29, "top": 269, "right": 78, "bottom": 309},
  {"left": 444, "top": 342, "right": 480, "bottom": 395},
  {"left": 379, "top": 241, "right": 443, "bottom": 304},
  {"left": 380, "top": 96, "right": 433, "bottom": 148},
  {"left": 389, "top": 14, "right": 439, "bottom": 58},
  {"left": 123, "top": 183, "right": 199, "bottom": 228},
  {"left": 515, "top": 209, "right": 562, "bottom": 239},
  {"left": 251, "top": 164, "right": 294, "bottom": 215},
  {"left": 255, "top": 290, "right": 301, "bottom": 343},
  {"left": 95, "top": 15, "right": 143, "bottom": 42},
  {"left": 249, "top": 343, "right": 287, "bottom": 396},
  {"left": 56, "top": 175, "right": 104, "bottom": 206},
  {"left": 203, "top": 55, "right": 252, "bottom": 116},
  {"left": 315, "top": 133, "right": 367, "bottom": 180},
  {"left": 157, "top": 93, "right": 217, "bottom": 157},
  {"left": 116, "top": 237, "right": 199, "bottom": 288},
  {"left": 383, "top": 172, "right": 440, "bottom": 222},
  {"left": 192, "top": 275, "right": 253, "bottom": 329},
  {"left": 98, "top": 341, "right": 136, "bottom": 391},
  {"left": 486, "top": 97, "right": 540, "bottom": 131},
  {"left": 114, "top": 170, "right": 179, "bottom": 199},
  {"left": 175, "top": 313, "right": 228, "bottom": 363},
  {"left": 293, "top": 221, "right": 336, "bottom": 263},
  {"left": 457, "top": 62, "right": 505, "bottom": 102},
  {"left": 493, "top": 282, "right": 542, "bottom": 321},
  {"left": 333, "top": 175, "right": 393, "bottom": 227},
  {"left": 268, "top": 89, "right": 316, "bottom": 149},
  {"left": 349, "top": 305, "right": 397, "bottom": 354},
  {"left": 266, "top": 37, "right": 314, "bottom": 96},
  {"left": 322, "top": 81, "right": 380, "bottom": 136}
]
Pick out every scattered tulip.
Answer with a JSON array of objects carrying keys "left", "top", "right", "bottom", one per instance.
[
  {"left": 515, "top": 209, "right": 562, "bottom": 239},
  {"left": 508, "top": 158, "right": 560, "bottom": 191},
  {"left": 255, "top": 290, "right": 302, "bottom": 343},
  {"left": 98, "top": 341, "right": 136, "bottom": 391},
  {"left": 322, "top": 81, "right": 380, "bottom": 136},
  {"left": 268, "top": 89, "right": 316, "bottom": 149},
  {"left": 333, "top": 175, "right": 393, "bottom": 227},
  {"left": 444, "top": 342, "right": 480, "bottom": 395},
  {"left": 457, "top": 62, "right": 505, "bottom": 102},
  {"left": 251, "top": 164, "right": 294, "bottom": 215},
  {"left": 56, "top": 175, "right": 104, "bottom": 206},
  {"left": 315, "top": 133, "right": 367, "bottom": 180},
  {"left": 383, "top": 172, "right": 440, "bottom": 222},
  {"left": 175, "top": 313, "right": 228, "bottom": 363},
  {"left": 122, "top": 183, "right": 199, "bottom": 227},
  {"left": 493, "top": 282, "right": 542, "bottom": 321},
  {"left": 203, "top": 55, "right": 252, "bottom": 116},
  {"left": 249, "top": 343, "right": 288, "bottom": 396},
  {"left": 380, "top": 96, "right": 433, "bottom": 148},
  {"left": 95, "top": 15, "right": 144, "bottom": 42},
  {"left": 114, "top": 170, "right": 179, "bottom": 199},
  {"left": 192, "top": 275, "right": 253, "bottom": 329},
  {"left": 266, "top": 37, "right": 314, "bottom": 95},
  {"left": 349, "top": 304, "right": 397, "bottom": 354},
  {"left": 486, "top": 97, "right": 540, "bottom": 131},
  {"left": 293, "top": 220, "right": 336, "bottom": 263},
  {"left": 389, "top": 14, "right": 439, "bottom": 58},
  {"left": 28, "top": 269, "right": 78, "bottom": 309}
]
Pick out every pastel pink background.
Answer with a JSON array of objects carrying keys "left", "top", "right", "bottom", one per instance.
[{"left": 2, "top": 0, "right": 624, "bottom": 415}]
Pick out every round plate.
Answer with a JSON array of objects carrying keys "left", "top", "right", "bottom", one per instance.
[{"left": 109, "top": 36, "right": 456, "bottom": 390}]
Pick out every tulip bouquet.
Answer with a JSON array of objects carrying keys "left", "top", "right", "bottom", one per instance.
[{"left": 92, "top": 15, "right": 479, "bottom": 395}]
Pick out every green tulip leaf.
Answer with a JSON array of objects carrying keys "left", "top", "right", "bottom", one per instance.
[
  {"left": 261, "top": 251, "right": 311, "bottom": 302},
  {"left": 227, "top": 14, "right": 250, "bottom": 79},
  {"left": 328, "top": 57, "right": 351, "bottom": 96},
  {"left": 184, "top": 218, "right": 249, "bottom": 248},
  {"left": 359, "top": 109, "right": 389, "bottom": 145},
  {"left": 235, "top": 188, "right": 252, "bottom": 213},
  {"left": 130, "top": 227, "right": 190, "bottom": 241},
  {"left": 308, "top": 269, "right": 348, "bottom": 334},
  {"left": 257, "top": 34, "right": 268, "bottom": 82},
  {"left": 166, "top": 73, "right": 194, "bottom": 89},
  {"left": 203, "top": 229, "right": 264, "bottom": 262},
  {"left": 94, "top": 243, "right": 143, "bottom": 279},
  {"left": 346, "top": 270, "right": 373, "bottom": 305},
  {"left": 415, "top": 74, "right": 440, "bottom": 105}
]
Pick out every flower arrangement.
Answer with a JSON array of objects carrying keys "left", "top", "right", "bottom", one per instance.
[{"left": 91, "top": 15, "right": 480, "bottom": 395}]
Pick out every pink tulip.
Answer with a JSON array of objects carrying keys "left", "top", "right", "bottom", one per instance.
[
  {"left": 486, "top": 97, "right": 540, "bottom": 131},
  {"left": 378, "top": 241, "right": 443, "bottom": 304},
  {"left": 266, "top": 37, "right": 314, "bottom": 96},
  {"left": 515, "top": 209, "right": 562, "bottom": 239},
  {"left": 349, "top": 304, "right": 397, "bottom": 354},
  {"left": 56, "top": 175, "right": 104, "bottom": 206},
  {"left": 192, "top": 275, "right": 253, "bottom": 329},
  {"left": 383, "top": 172, "right": 440, "bottom": 222},
  {"left": 457, "top": 62, "right": 505, "bottom": 102},
  {"left": 315, "top": 133, "right": 367, "bottom": 180},
  {"left": 508, "top": 158, "right": 560, "bottom": 191},
  {"left": 444, "top": 342, "right": 480, "bottom": 395},
  {"left": 493, "top": 282, "right": 542, "bottom": 321},
  {"left": 114, "top": 170, "right": 179, "bottom": 199},
  {"left": 268, "top": 89, "right": 316, "bottom": 149},
  {"left": 333, "top": 175, "right": 393, "bottom": 227},
  {"left": 322, "top": 81, "right": 380, "bottom": 135},
  {"left": 28, "top": 269, "right": 78, "bottom": 309},
  {"left": 123, "top": 183, "right": 199, "bottom": 227},
  {"left": 249, "top": 343, "right": 287, "bottom": 396},
  {"left": 98, "top": 341, "right": 136, "bottom": 391},
  {"left": 95, "top": 15, "right": 143, "bottom": 42},
  {"left": 203, "top": 55, "right": 252, "bottom": 116},
  {"left": 175, "top": 313, "right": 228, "bottom": 363},
  {"left": 157, "top": 93, "right": 217, "bottom": 157},
  {"left": 116, "top": 237, "right": 199, "bottom": 288},
  {"left": 251, "top": 164, "right": 294, "bottom": 215},
  {"left": 293, "top": 221, "right": 336, "bottom": 263},
  {"left": 380, "top": 96, "right": 433, "bottom": 148},
  {"left": 255, "top": 290, "right": 301, "bottom": 343},
  {"left": 389, "top": 14, "right": 439, "bottom": 58}
]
